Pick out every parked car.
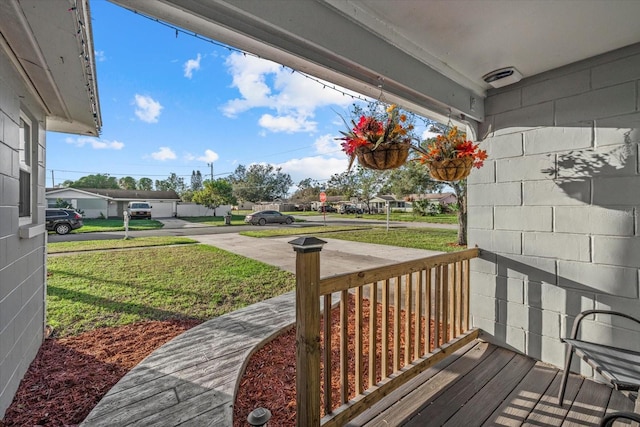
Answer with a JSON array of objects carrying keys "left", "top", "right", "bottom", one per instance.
[
  {"left": 45, "top": 208, "right": 83, "bottom": 235},
  {"left": 244, "top": 210, "right": 295, "bottom": 226},
  {"left": 317, "top": 205, "right": 337, "bottom": 213},
  {"left": 340, "top": 205, "right": 363, "bottom": 214},
  {"left": 127, "top": 202, "right": 152, "bottom": 219}
]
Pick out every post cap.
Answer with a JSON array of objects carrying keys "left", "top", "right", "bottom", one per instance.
[
  {"left": 247, "top": 407, "right": 272, "bottom": 426},
  {"left": 288, "top": 236, "right": 327, "bottom": 252}
]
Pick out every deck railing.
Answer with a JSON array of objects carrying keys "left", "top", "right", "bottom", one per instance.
[{"left": 290, "top": 239, "right": 480, "bottom": 427}]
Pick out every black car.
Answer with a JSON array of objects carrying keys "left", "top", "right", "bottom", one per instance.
[
  {"left": 317, "top": 205, "right": 337, "bottom": 213},
  {"left": 340, "top": 205, "right": 363, "bottom": 214},
  {"left": 45, "top": 208, "right": 84, "bottom": 235},
  {"left": 244, "top": 210, "right": 295, "bottom": 226}
]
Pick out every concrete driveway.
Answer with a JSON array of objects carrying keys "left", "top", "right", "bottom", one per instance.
[{"left": 191, "top": 233, "right": 442, "bottom": 277}]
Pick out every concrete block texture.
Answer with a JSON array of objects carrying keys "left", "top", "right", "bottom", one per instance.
[
  {"left": 485, "top": 132, "right": 524, "bottom": 159},
  {"left": 592, "top": 53, "right": 640, "bottom": 89},
  {"left": 494, "top": 101, "right": 554, "bottom": 131},
  {"left": 596, "top": 122, "right": 640, "bottom": 146},
  {"left": 471, "top": 272, "right": 525, "bottom": 304},
  {"left": 523, "top": 232, "right": 591, "bottom": 262},
  {"left": 496, "top": 253, "right": 557, "bottom": 284},
  {"left": 522, "top": 70, "right": 590, "bottom": 107},
  {"left": 593, "top": 236, "right": 640, "bottom": 268},
  {"left": 506, "top": 303, "right": 561, "bottom": 338},
  {"left": 526, "top": 281, "right": 594, "bottom": 315},
  {"left": 523, "top": 179, "right": 590, "bottom": 206},
  {"left": 467, "top": 206, "right": 493, "bottom": 230},
  {"left": 556, "top": 82, "right": 637, "bottom": 125},
  {"left": 593, "top": 176, "right": 640, "bottom": 206},
  {"left": 556, "top": 145, "right": 637, "bottom": 180},
  {"left": 467, "top": 182, "right": 522, "bottom": 207},
  {"left": 467, "top": 159, "right": 495, "bottom": 184},
  {"left": 496, "top": 154, "right": 555, "bottom": 182},
  {"left": 523, "top": 123, "right": 594, "bottom": 155},
  {"left": 485, "top": 88, "right": 522, "bottom": 115},
  {"left": 557, "top": 260, "right": 638, "bottom": 298},
  {"left": 494, "top": 206, "right": 553, "bottom": 232},
  {"left": 468, "top": 229, "right": 521, "bottom": 254},
  {"left": 555, "top": 206, "right": 634, "bottom": 236}
]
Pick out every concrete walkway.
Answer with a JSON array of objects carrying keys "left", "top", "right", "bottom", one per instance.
[{"left": 82, "top": 234, "right": 443, "bottom": 426}]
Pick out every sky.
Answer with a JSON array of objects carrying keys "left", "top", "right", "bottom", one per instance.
[{"left": 46, "top": 0, "right": 434, "bottom": 190}]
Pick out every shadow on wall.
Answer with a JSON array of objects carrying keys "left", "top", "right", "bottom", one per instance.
[{"left": 540, "top": 130, "right": 637, "bottom": 205}]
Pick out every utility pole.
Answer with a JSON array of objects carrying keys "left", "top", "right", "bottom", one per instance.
[
  {"left": 51, "top": 170, "right": 55, "bottom": 187},
  {"left": 207, "top": 162, "right": 214, "bottom": 182}
]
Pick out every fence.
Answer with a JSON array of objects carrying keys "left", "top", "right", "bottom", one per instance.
[{"left": 289, "top": 238, "right": 480, "bottom": 426}]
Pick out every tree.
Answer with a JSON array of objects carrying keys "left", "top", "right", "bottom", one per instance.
[
  {"left": 138, "top": 177, "right": 153, "bottom": 191},
  {"left": 290, "top": 178, "right": 322, "bottom": 203},
  {"left": 190, "top": 170, "right": 203, "bottom": 192},
  {"left": 228, "top": 164, "right": 293, "bottom": 202},
  {"left": 326, "top": 170, "right": 358, "bottom": 198},
  {"left": 381, "top": 160, "right": 444, "bottom": 198},
  {"left": 155, "top": 173, "right": 186, "bottom": 194},
  {"left": 354, "top": 166, "right": 386, "bottom": 212},
  {"left": 119, "top": 176, "right": 137, "bottom": 190},
  {"left": 192, "top": 179, "right": 237, "bottom": 215},
  {"left": 69, "top": 174, "right": 119, "bottom": 189}
]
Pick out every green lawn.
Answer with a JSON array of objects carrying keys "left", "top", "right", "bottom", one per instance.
[
  {"left": 76, "top": 218, "right": 164, "bottom": 233},
  {"left": 47, "top": 244, "right": 295, "bottom": 337},
  {"left": 180, "top": 214, "right": 247, "bottom": 226},
  {"left": 48, "top": 236, "right": 197, "bottom": 254},
  {"left": 243, "top": 225, "right": 460, "bottom": 252}
]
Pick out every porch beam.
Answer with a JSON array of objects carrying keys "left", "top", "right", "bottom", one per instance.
[{"left": 109, "top": 0, "right": 483, "bottom": 124}]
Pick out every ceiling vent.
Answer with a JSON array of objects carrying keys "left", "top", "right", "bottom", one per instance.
[{"left": 483, "top": 67, "right": 522, "bottom": 88}]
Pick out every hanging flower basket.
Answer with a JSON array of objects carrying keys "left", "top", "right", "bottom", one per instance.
[
  {"left": 337, "top": 104, "right": 414, "bottom": 171},
  {"left": 355, "top": 142, "right": 410, "bottom": 170},
  {"left": 418, "top": 125, "right": 488, "bottom": 182},
  {"left": 425, "top": 157, "right": 474, "bottom": 181}
]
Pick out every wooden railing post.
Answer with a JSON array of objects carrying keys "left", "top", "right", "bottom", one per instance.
[{"left": 289, "top": 237, "right": 326, "bottom": 427}]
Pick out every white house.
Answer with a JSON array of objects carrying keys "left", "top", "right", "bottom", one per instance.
[
  {"left": 46, "top": 188, "right": 181, "bottom": 219},
  {"left": 0, "top": 0, "right": 101, "bottom": 417}
]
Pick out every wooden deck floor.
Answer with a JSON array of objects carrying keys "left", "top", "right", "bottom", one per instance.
[{"left": 348, "top": 340, "right": 637, "bottom": 427}]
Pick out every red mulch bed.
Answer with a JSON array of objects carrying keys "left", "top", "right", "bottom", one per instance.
[
  {"left": 234, "top": 295, "right": 438, "bottom": 426},
  {"left": 2, "top": 297, "right": 441, "bottom": 427},
  {"left": 1, "top": 319, "right": 201, "bottom": 427}
]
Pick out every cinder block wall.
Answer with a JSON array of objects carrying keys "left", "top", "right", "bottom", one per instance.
[
  {"left": 0, "top": 49, "right": 47, "bottom": 417},
  {"left": 468, "top": 42, "right": 640, "bottom": 372}
]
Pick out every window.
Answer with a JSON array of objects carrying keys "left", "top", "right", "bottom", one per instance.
[{"left": 18, "top": 116, "right": 32, "bottom": 218}]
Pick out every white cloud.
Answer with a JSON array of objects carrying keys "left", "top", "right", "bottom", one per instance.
[
  {"left": 314, "top": 134, "right": 343, "bottom": 155},
  {"left": 197, "top": 149, "right": 219, "bottom": 162},
  {"left": 258, "top": 114, "right": 316, "bottom": 133},
  {"left": 277, "top": 156, "right": 349, "bottom": 183},
  {"left": 184, "top": 53, "right": 202, "bottom": 78},
  {"left": 221, "top": 52, "right": 356, "bottom": 133},
  {"left": 422, "top": 129, "right": 440, "bottom": 140},
  {"left": 184, "top": 149, "right": 219, "bottom": 162},
  {"left": 65, "top": 136, "right": 124, "bottom": 150},
  {"left": 151, "top": 147, "right": 176, "bottom": 161},
  {"left": 94, "top": 50, "right": 106, "bottom": 62},
  {"left": 134, "top": 94, "right": 163, "bottom": 123}
]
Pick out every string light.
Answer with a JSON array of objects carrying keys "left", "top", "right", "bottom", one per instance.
[{"left": 69, "top": 0, "right": 101, "bottom": 133}]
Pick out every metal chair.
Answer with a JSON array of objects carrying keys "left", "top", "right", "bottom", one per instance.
[
  {"left": 558, "top": 310, "right": 640, "bottom": 407},
  {"left": 600, "top": 411, "right": 640, "bottom": 426}
]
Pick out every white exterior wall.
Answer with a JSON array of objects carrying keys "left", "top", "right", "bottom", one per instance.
[
  {"left": 0, "top": 49, "right": 47, "bottom": 417},
  {"left": 468, "top": 43, "right": 640, "bottom": 376},
  {"left": 177, "top": 203, "right": 232, "bottom": 217}
]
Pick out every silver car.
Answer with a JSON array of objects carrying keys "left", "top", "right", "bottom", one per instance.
[{"left": 244, "top": 210, "right": 295, "bottom": 226}]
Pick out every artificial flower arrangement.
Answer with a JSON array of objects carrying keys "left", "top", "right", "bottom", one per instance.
[
  {"left": 418, "top": 125, "right": 488, "bottom": 181},
  {"left": 338, "top": 104, "right": 414, "bottom": 170}
]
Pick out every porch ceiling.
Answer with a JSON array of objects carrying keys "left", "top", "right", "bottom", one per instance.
[
  {"left": 0, "top": 0, "right": 101, "bottom": 135},
  {"left": 109, "top": 0, "right": 640, "bottom": 126}
]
